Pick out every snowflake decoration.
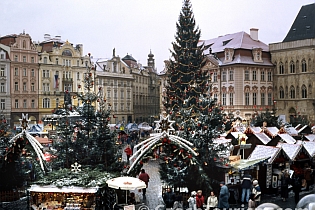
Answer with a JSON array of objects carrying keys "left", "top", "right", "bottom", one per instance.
[
  {"left": 154, "top": 114, "right": 175, "bottom": 135},
  {"left": 19, "top": 113, "right": 31, "bottom": 130},
  {"left": 71, "top": 162, "right": 81, "bottom": 173}
]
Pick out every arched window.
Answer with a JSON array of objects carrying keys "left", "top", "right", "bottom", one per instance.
[
  {"left": 62, "top": 49, "right": 73, "bottom": 56},
  {"left": 279, "top": 87, "right": 284, "bottom": 99},
  {"left": 279, "top": 62, "right": 284, "bottom": 74},
  {"left": 301, "top": 85, "right": 307, "bottom": 98},
  {"left": 290, "top": 61, "right": 295, "bottom": 73},
  {"left": 290, "top": 86, "right": 295, "bottom": 98},
  {"left": 302, "top": 60, "right": 307, "bottom": 72},
  {"left": 43, "top": 98, "right": 50, "bottom": 108}
]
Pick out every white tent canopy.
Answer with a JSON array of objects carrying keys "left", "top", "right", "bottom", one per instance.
[{"left": 29, "top": 185, "right": 99, "bottom": 193}]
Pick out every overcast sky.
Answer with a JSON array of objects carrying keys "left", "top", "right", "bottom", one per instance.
[{"left": 1, "top": 0, "right": 314, "bottom": 72}]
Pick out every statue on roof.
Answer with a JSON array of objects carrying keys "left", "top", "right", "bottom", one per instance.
[{"left": 113, "top": 48, "right": 115, "bottom": 57}]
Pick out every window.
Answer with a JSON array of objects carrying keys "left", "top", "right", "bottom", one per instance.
[
  {"left": 14, "top": 82, "right": 19, "bottom": 91},
  {"left": 64, "top": 71, "right": 70, "bottom": 79},
  {"left": 229, "top": 70, "right": 234, "bottom": 81},
  {"left": 43, "top": 98, "right": 50, "bottom": 108},
  {"left": 56, "top": 98, "right": 59, "bottom": 108},
  {"left": 279, "top": 62, "right": 284, "bottom": 74},
  {"left": 222, "top": 71, "right": 226, "bottom": 82},
  {"left": 245, "top": 93, "right": 250, "bottom": 105},
  {"left": 56, "top": 58, "right": 59, "bottom": 65},
  {"left": 64, "top": 59, "right": 71, "bottom": 66},
  {"left": 77, "top": 72, "right": 80, "bottom": 80},
  {"left": 0, "top": 54, "right": 3, "bottom": 59},
  {"left": 213, "top": 72, "right": 217, "bottom": 82},
  {"left": 127, "top": 91, "right": 131, "bottom": 99},
  {"left": 268, "top": 93, "right": 272, "bottom": 105},
  {"left": 0, "top": 66, "right": 4, "bottom": 77},
  {"left": 14, "top": 68, "right": 19, "bottom": 76},
  {"left": 302, "top": 60, "right": 307, "bottom": 72},
  {"left": 23, "top": 99, "right": 27, "bottom": 108},
  {"left": 114, "top": 104, "right": 117, "bottom": 112},
  {"left": 31, "top": 83, "right": 35, "bottom": 91},
  {"left": 23, "top": 82, "right": 27, "bottom": 91},
  {"left": 107, "top": 90, "right": 111, "bottom": 98},
  {"left": 229, "top": 93, "right": 233, "bottom": 105},
  {"left": 290, "top": 86, "right": 295, "bottom": 98},
  {"left": 245, "top": 70, "right": 249, "bottom": 81},
  {"left": 261, "top": 71, "right": 265, "bottom": 81},
  {"left": 77, "top": 60, "right": 79, "bottom": 66},
  {"left": 0, "top": 99, "right": 5, "bottom": 109},
  {"left": 290, "top": 61, "right": 295, "bottom": 73},
  {"left": 31, "top": 69, "right": 35, "bottom": 77},
  {"left": 222, "top": 93, "right": 226, "bottom": 105},
  {"left": 23, "top": 40, "right": 26, "bottom": 48},
  {"left": 15, "top": 99, "right": 19, "bottom": 108},
  {"left": 252, "top": 70, "right": 257, "bottom": 80},
  {"left": 0, "top": 83, "right": 4, "bottom": 92},
  {"left": 44, "top": 57, "right": 47, "bottom": 64},
  {"left": 114, "top": 90, "right": 117, "bottom": 98},
  {"left": 23, "top": 68, "right": 27, "bottom": 76},
  {"left": 43, "top": 70, "right": 50, "bottom": 78},
  {"left": 31, "top": 99, "right": 35, "bottom": 108},
  {"left": 23, "top": 56, "right": 26, "bottom": 62},
  {"left": 213, "top": 93, "right": 218, "bottom": 100},
  {"left": 31, "top": 57, "right": 34, "bottom": 63},
  {"left": 64, "top": 84, "right": 72, "bottom": 92},
  {"left": 253, "top": 93, "right": 257, "bottom": 105},
  {"left": 261, "top": 93, "right": 265, "bottom": 105},
  {"left": 14, "top": 55, "right": 18, "bottom": 61},
  {"left": 267, "top": 71, "right": 272, "bottom": 81},
  {"left": 121, "top": 104, "right": 124, "bottom": 111},
  {"left": 279, "top": 87, "right": 284, "bottom": 99},
  {"left": 121, "top": 90, "right": 124, "bottom": 99},
  {"left": 302, "top": 85, "right": 307, "bottom": 98},
  {"left": 43, "top": 83, "right": 50, "bottom": 91}
]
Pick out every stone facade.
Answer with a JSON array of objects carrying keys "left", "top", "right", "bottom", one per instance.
[
  {"left": 0, "top": 44, "right": 11, "bottom": 123},
  {"left": 270, "top": 39, "right": 315, "bottom": 123}
]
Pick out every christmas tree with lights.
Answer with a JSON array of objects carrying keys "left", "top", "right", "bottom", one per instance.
[{"left": 161, "top": 0, "right": 231, "bottom": 194}]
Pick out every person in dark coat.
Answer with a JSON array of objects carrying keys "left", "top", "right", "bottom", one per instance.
[
  {"left": 292, "top": 174, "right": 302, "bottom": 204},
  {"left": 241, "top": 171, "right": 252, "bottom": 203},
  {"left": 218, "top": 181, "right": 229, "bottom": 209},
  {"left": 163, "top": 188, "right": 175, "bottom": 208},
  {"left": 280, "top": 170, "right": 291, "bottom": 202}
]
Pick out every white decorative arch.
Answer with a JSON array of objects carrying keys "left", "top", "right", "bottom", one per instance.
[{"left": 127, "top": 114, "right": 198, "bottom": 174}]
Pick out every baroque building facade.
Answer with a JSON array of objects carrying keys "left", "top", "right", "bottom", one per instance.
[
  {"left": 270, "top": 3, "right": 315, "bottom": 124},
  {"left": 0, "top": 32, "right": 39, "bottom": 127},
  {"left": 95, "top": 49, "right": 160, "bottom": 125},
  {"left": 0, "top": 44, "right": 11, "bottom": 123},
  {"left": 36, "top": 34, "right": 90, "bottom": 124}
]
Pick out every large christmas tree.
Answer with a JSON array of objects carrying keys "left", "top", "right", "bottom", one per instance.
[{"left": 161, "top": 0, "right": 230, "bottom": 195}]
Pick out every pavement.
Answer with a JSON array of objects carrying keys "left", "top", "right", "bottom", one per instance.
[{"left": 121, "top": 144, "right": 315, "bottom": 210}]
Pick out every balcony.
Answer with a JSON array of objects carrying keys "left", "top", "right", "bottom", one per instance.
[{"left": 62, "top": 78, "right": 73, "bottom": 82}]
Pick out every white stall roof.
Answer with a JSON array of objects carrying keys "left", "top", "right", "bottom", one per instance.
[{"left": 29, "top": 185, "right": 98, "bottom": 193}]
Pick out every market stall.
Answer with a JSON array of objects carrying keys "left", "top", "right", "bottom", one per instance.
[{"left": 29, "top": 185, "right": 99, "bottom": 210}]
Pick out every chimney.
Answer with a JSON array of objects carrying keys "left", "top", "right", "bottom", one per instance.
[
  {"left": 250, "top": 28, "right": 258, "bottom": 41},
  {"left": 44, "top": 34, "right": 51, "bottom": 41},
  {"left": 55, "top": 35, "right": 61, "bottom": 41}
]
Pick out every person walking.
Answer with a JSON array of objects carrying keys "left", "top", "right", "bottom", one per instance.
[
  {"left": 252, "top": 180, "right": 261, "bottom": 206},
  {"left": 124, "top": 144, "right": 132, "bottom": 162},
  {"left": 188, "top": 191, "right": 197, "bottom": 210},
  {"left": 163, "top": 188, "right": 175, "bottom": 208},
  {"left": 138, "top": 169, "right": 150, "bottom": 198},
  {"left": 241, "top": 171, "right": 252, "bottom": 204},
  {"left": 206, "top": 191, "right": 218, "bottom": 210},
  {"left": 292, "top": 174, "right": 302, "bottom": 204},
  {"left": 280, "top": 170, "right": 291, "bottom": 202},
  {"left": 304, "top": 165, "right": 313, "bottom": 191},
  {"left": 218, "top": 181, "right": 229, "bottom": 209},
  {"left": 196, "top": 190, "right": 205, "bottom": 210}
]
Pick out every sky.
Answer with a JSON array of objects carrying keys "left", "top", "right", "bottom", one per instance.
[{"left": 1, "top": 0, "right": 314, "bottom": 73}]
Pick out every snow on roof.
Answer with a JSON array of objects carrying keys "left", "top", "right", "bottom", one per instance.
[
  {"left": 254, "top": 133, "right": 271, "bottom": 145},
  {"left": 296, "top": 125, "right": 308, "bottom": 134},
  {"left": 297, "top": 140, "right": 315, "bottom": 157},
  {"left": 250, "top": 127, "right": 262, "bottom": 133},
  {"left": 265, "top": 127, "right": 279, "bottom": 136},
  {"left": 230, "top": 132, "right": 243, "bottom": 139},
  {"left": 304, "top": 134, "right": 315, "bottom": 141},
  {"left": 213, "top": 138, "right": 232, "bottom": 144},
  {"left": 278, "top": 133, "right": 296, "bottom": 144},
  {"left": 285, "top": 127, "right": 299, "bottom": 135},
  {"left": 276, "top": 142, "right": 302, "bottom": 161},
  {"left": 29, "top": 185, "right": 99, "bottom": 193},
  {"left": 248, "top": 145, "right": 281, "bottom": 164},
  {"left": 234, "top": 126, "right": 246, "bottom": 133}
]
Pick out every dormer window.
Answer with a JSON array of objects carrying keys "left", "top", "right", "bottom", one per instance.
[
  {"left": 252, "top": 48, "right": 263, "bottom": 62},
  {"left": 224, "top": 48, "right": 234, "bottom": 63}
]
